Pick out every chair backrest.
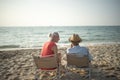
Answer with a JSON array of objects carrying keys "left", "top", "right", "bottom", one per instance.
[
  {"left": 67, "top": 53, "right": 89, "bottom": 67},
  {"left": 33, "top": 55, "right": 58, "bottom": 69}
]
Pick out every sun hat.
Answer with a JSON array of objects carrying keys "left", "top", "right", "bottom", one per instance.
[{"left": 69, "top": 34, "right": 82, "bottom": 43}]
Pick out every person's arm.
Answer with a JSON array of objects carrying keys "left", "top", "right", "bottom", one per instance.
[
  {"left": 52, "top": 45, "right": 61, "bottom": 63},
  {"left": 86, "top": 48, "right": 93, "bottom": 61},
  {"left": 52, "top": 45, "right": 58, "bottom": 55}
]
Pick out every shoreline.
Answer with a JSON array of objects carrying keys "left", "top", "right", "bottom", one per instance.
[{"left": 0, "top": 42, "right": 120, "bottom": 51}]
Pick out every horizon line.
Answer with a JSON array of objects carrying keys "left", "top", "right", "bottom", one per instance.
[{"left": 0, "top": 25, "right": 120, "bottom": 27}]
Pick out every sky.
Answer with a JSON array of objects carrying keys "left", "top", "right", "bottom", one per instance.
[{"left": 0, "top": 0, "right": 120, "bottom": 26}]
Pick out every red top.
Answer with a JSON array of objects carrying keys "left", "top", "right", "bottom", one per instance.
[
  {"left": 41, "top": 41, "right": 56, "bottom": 56},
  {"left": 40, "top": 41, "right": 57, "bottom": 70}
]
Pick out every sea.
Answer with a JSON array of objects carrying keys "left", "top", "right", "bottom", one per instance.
[{"left": 0, "top": 26, "right": 120, "bottom": 49}]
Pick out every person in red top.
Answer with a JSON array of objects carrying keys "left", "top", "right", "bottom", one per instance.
[
  {"left": 40, "top": 32, "right": 61, "bottom": 70},
  {"left": 41, "top": 32, "right": 60, "bottom": 57}
]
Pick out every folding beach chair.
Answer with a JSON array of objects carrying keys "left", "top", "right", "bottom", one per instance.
[
  {"left": 32, "top": 55, "right": 60, "bottom": 80},
  {"left": 66, "top": 53, "right": 92, "bottom": 80}
]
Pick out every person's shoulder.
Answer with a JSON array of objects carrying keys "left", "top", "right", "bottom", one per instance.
[
  {"left": 67, "top": 47, "right": 72, "bottom": 51},
  {"left": 67, "top": 47, "right": 73, "bottom": 53},
  {"left": 49, "top": 41, "right": 56, "bottom": 45},
  {"left": 80, "top": 46, "right": 87, "bottom": 49},
  {"left": 80, "top": 46, "right": 89, "bottom": 50}
]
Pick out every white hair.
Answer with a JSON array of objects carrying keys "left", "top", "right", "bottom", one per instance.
[{"left": 48, "top": 32, "right": 59, "bottom": 38}]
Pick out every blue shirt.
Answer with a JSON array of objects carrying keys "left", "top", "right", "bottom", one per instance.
[{"left": 67, "top": 45, "right": 93, "bottom": 60}]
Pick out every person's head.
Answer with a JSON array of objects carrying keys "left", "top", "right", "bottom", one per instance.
[
  {"left": 69, "top": 34, "right": 82, "bottom": 46},
  {"left": 48, "top": 32, "right": 60, "bottom": 43}
]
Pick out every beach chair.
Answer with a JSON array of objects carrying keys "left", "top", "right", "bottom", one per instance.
[
  {"left": 66, "top": 53, "right": 92, "bottom": 80},
  {"left": 32, "top": 55, "right": 60, "bottom": 80}
]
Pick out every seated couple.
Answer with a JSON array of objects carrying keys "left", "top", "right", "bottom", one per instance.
[{"left": 40, "top": 32, "right": 93, "bottom": 69}]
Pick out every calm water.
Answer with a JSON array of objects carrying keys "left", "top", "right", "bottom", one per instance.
[{"left": 0, "top": 26, "right": 120, "bottom": 49}]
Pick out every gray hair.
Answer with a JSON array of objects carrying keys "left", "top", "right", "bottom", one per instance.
[{"left": 48, "top": 32, "right": 59, "bottom": 38}]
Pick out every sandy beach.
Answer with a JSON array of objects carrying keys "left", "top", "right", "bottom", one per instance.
[{"left": 0, "top": 43, "right": 120, "bottom": 80}]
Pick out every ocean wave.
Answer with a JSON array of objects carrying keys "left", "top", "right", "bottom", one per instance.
[
  {"left": 0, "top": 26, "right": 120, "bottom": 49},
  {"left": 0, "top": 45, "right": 20, "bottom": 48}
]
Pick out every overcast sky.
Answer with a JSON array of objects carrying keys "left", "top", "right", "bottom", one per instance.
[{"left": 0, "top": 0, "right": 120, "bottom": 26}]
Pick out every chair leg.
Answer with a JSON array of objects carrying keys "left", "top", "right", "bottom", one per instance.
[
  {"left": 35, "top": 75, "right": 39, "bottom": 80},
  {"left": 56, "top": 63, "right": 62, "bottom": 80},
  {"left": 34, "top": 69, "right": 40, "bottom": 80},
  {"left": 57, "top": 67, "right": 60, "bottom": 80},
  {"left": 88, "top": 68, "right": 91, "bottom": 80}
]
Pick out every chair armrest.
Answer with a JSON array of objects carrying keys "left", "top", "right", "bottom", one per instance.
[{"left": 40, "top": 54, "right": 54, "bottom": 58}]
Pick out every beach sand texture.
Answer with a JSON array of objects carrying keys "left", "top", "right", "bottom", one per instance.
[{"left": 0, "top": 44, "right": 120, "bottom": 80}]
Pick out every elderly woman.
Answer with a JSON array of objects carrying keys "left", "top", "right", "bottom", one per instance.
[
  {"left": 67, "top": 34, "right": 93, "bottom": 61},
  {"left": 41, "top": 32, "right": 60, "bottom": 56},
  {"left": 40, "top": 32, "right": 61, "bottom": 64}
]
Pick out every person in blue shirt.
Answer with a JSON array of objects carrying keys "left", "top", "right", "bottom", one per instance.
[{"left": 67, "top": 34, "right": 93, "bottom": 61}]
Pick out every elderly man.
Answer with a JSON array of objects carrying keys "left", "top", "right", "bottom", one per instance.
[{"left": 67, "top": 34, "right": 93, "bottom": 61}]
